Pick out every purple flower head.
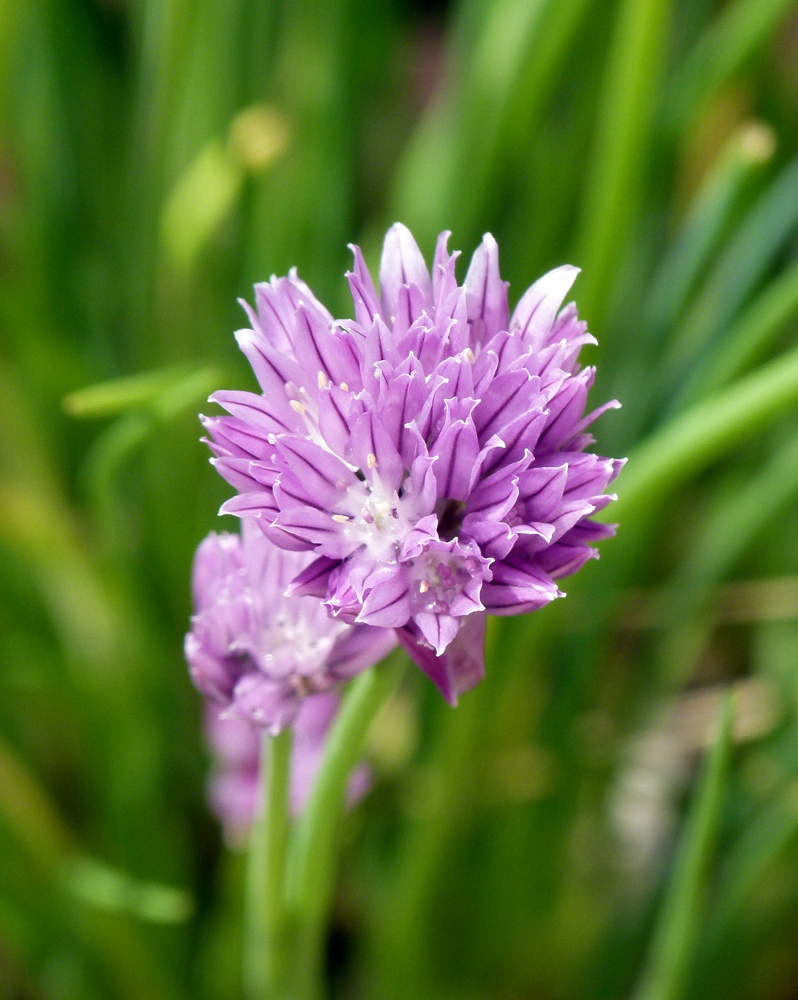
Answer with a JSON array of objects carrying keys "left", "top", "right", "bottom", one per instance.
[
  {"left": 206, "top": 692, "right": 371, "bottom": 847},
  {"left": 185, "top": 519, "right": 396, "bottom": 732},
  {"left": 203, "top": 225, "right": 624, "bottom": 703}
]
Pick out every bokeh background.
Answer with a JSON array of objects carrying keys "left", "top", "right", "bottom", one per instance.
[{"left": 2, "top": 0, "right": 798, "bottom": 997}]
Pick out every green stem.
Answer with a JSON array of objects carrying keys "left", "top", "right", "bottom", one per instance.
[
  {"left": 286, "top": 658, "right": 405, "bottom": 1000},
  {"left": 633, "top": 694, "right": 735, "bottom": 1000},
  {"left": 243, "top": 727, "right": 293, "bottom": 1000}
]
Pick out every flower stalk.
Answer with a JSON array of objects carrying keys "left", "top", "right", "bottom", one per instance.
[
  {"left": 285, "top": 657, "right": 405, "bottom": 1000},
  {"left": 244, "top": 726, "right": 293, "bottom": 1000}
]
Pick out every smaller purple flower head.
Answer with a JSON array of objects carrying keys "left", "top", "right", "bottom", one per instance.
[
  {"left": 185, "top": 519, "right": 396, "bottom": 733},
  {"left": 206, "top": 692, "right": 370, "bottom": 847},
  {"left": 203, "top": 225, "right": 624, "bottom": 703}
]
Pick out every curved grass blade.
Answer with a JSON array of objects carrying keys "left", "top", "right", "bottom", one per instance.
[
  {"left": 392, "top": 0, "right": 554, "bottom": 251},
  {"left": 611, "top": 343, "right": 798, "bottom": 524},
  {"left": 711, "top": 779, "right": 798, "bottom": 938},
  {"left": 67, "top": 365, "right": 221, "bottom": 545},
  {"left": 645, "top": 121, "right": 775, "bottom": 340},
  {"left": 0, "top": 737, "right": 184, "bottom": 999},
  {"left": 663, "top": 155, "right": 798, "bottom": 391},
  {"left": 62, "top": 856, "right": 194, "bottom": 924},
  {"left": 64, "top": 364, "right": 221, "bottom": 420},
  {"left": 657, "top": 426, "right": 798, "bottom": 686},
  {"left": 632, "top": 693, "right": 735, "bottom": 1000},
  {"left": 676, "top": 254, "right": 798, "bottom": 407},
  {"left": 575, "top": 0, "right": 675, "bottom": 330},
  {"left": 666, "top": 0, "right": 796, "bottom": 136}
]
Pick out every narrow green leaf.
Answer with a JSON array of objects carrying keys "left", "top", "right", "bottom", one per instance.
[
  {"left": 657, "top": 427, "right": 798, "bottom": 685},
  {"left": 62, "top": 856, "right": 194, "bottom": 924},
  {"left": 645, "top": 121, "right": 775, "bottom": 338},
  {"left": 663, "top": 156, "right": 798, "bottom": 386},
  {"left": 64, "top": 364, "right": 219, "bottom": 419},
  {"left": 0, "top": 735, "right": 73, "bottom": 872},
  {"left": 666, "top": 0, "right": 795, "bottom": 134},
  {"left": 633, "top": 693, "right": 735, "bottom": 1000},
  {"left": 76, "top": 366, "right": 221, "bottom": 547},
  {"left": 575, "top": 0, "right": 674, "bottom": 329},
  {"left": 160, "top": 140, "right": 242, "bottom": 273},
  {"left": 611, "top": 344, "right": 798, "bottom": 523},
  {"left": 674, "top": 427, "right": 798, "bottom": 591},
  {"left": 677, "top": 254, "right": 798, "bottom": 406},
  {"left": 392, "top": 0, "right": 554, "bottom": 249},
  {"left": 711, "top": 782, "right": 798, "bottom": 935}
]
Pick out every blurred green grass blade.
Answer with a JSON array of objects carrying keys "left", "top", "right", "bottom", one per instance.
[
  {"left": 676, "top": 254, "right": 798, "bottom": 406},
  {"left": 372, "top": 620, "right": 507, "bottom": 997},
  {"left": 62, "top": 856, "right": 194, "bottom": 924},
  {"left": 666, "top": 0, "right": 795, "bottom": 135},
  {"left": 645, "top": 121, "right": 775, "bottom": 337},
  {"left": 0, "top": 741, "right": 184, "bottom": 998},
  {"left": 147, "top": 365, "right": 222, "bottom": 421},
  {"left": 575, "top": 0, "right": 674, "bottom": 329},
  {"left": 128, "top": 0, "right": 196, "bottom": 335},
  {"left": 657, "top": 428, "right": 798, "bottom": 686},
  {"left": 676, "top": 428, "right": 798, "bottom": 589},
  {"left": 393, "top": 0, "right": 596, "bottom": 251},
  {"left": 0, "top": 735, "right": 73, "bottom": 872},
  {"left": 663, "top": 156, "right": 798, "bottom": 388},
  {"left": 502, "top": 0, "right": 595, "bottom": 161},
  {"left": 82, "top": 412, "right": 155, "bottom": 549},
  {"left": 131, "top": 0, "right": 194, "bottom": 186},
  {"left": 160, "top": 140, "right": 243, "bottom": 274},
  {"left": 0, "top": 485, "right": 120, "bottom": 671},
  {"left": 394, "top": 0, "right": 552, "bottom": 243},
  {"left": 245, "top": 0, "right": 353, "bottom": 307},
  {"left": 64, "top": 367, "right": 192, "bottom": 419},
  {"left": 160, "top": 105, "right": 290, "bottom": 275},
  {"left": 389, "top": 96, "right": 457, "bottom": 252},
  {"left": 162, "top": 0, "right": 249, "bottom": 176},
  {"left": 711, "top": 782, "right": 798, "bottom": 935},
  {"left": 612, "top": 344, "right": 798, "bottom": 522},
  {"left": 633, "top": 693, "right": 734, "bottom": 1000},
  {"left": 73, "top": 366, "right": 221, "bottom": 546},
  {"left": 64, "top": 364, "right": 221, "bottom": 419}
]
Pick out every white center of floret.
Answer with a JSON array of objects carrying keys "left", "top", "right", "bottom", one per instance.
[
  {"left": 335, "top": 481, "right": 415, "bottom": 562},
  {"left": 251, "top": 605, "right": 347, "bottom": 680}
]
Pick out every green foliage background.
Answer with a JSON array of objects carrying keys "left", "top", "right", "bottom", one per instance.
[{"left": 2, "top": 0, "right": 798, "bottom": 997}]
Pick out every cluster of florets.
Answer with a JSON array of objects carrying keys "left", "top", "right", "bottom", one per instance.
[
  {"left": 200, "top": 224, "right": 622, "bottom": 701},
  {"left": 185, "top": 519, "right": 396, "bottom": 732}
]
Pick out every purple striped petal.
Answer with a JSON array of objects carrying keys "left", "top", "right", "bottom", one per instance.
[
  {"left": 465, "top": 233, "right": 509, "bottom": 345},
  {"left": 347, "top": 244, "right": 384, "bottom": 326},
  {"left": 379, "top": 223, "right": 432, "bottom": 321},
  {"left": 274, "top": 437, "right": 359, "bottom": 498},
  {"left": 473, "top": 369, "right": 535, "bottom": 440},
  {"left": 201, "top": 416, "right": 275, "bottom": 462},
  {"left": 395, "top": 611, "right": 486, "bottom": 704},
  {"left": 210, "top": 389, "right": 300, "bottom": 436},
  {"left": 510, "top": 264, "right": 579, "bottom": 350},
  {"left": 356, "top": 566, "right": 412, "bottom": 628},
  {"left": 480, "top": 558, "right": 562, "bottom": 615},
  {"left": 429, "top": 416, "right": 481, "bottom": 501},
  {"left": 285, "top": 555, "right": 340, "bottom": 598},
  {"left": 234, "top": 328, "right": 307, "bottom": 399},
  {"left": 350, "top": 410, "right": 404, "bottom": 492}
]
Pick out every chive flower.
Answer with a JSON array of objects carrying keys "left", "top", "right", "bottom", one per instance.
[
  {"left": 203, "top": 225, "right": 622, "bottom": 702},
  {"left": 185, "top": 520, "right": 396, "bottom": 732}
]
